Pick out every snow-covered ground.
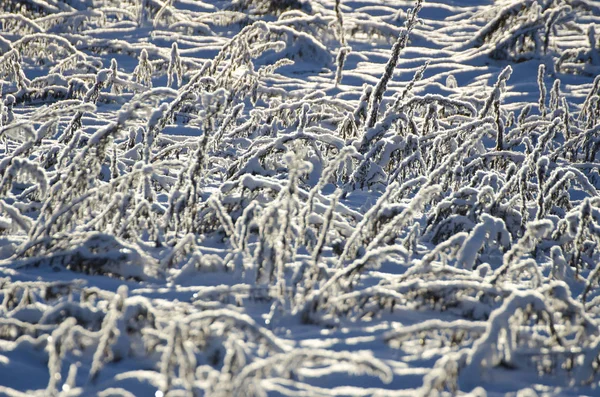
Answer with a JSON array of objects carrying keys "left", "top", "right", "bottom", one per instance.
[{"left": 1, "top": 0, "right": 600, "bottom": 395}]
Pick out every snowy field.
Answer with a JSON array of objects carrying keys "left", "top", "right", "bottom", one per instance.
[{"left": 1, "top": 0, "right": 600, "bottom": 395}]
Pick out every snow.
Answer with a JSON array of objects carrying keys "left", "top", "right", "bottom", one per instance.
[{"left": 1, "top": 0, "right": 600, "bottom": 396}]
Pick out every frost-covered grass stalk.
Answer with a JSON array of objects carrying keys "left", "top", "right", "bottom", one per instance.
[
  {"left": 333, "top": 0, "right": 350, "bottom": 87},
  {"left": 364, "top": 0, "right": 423, "bottom": 129}
]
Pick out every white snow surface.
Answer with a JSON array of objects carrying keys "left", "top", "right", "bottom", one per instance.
[{"left": 1, "top": 0, "right": 600, "bottom": 396}]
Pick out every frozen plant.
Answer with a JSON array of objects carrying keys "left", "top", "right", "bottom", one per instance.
[
  {"left": 167, "top": 42, "right": 183, "bottom": 88},
  {"left": 133, "top": 49, "right": 153, "bottom": 88}
]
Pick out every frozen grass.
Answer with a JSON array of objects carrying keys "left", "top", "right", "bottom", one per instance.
[{"left": 1, "top": 0, "right": 600, "bottom": 396}]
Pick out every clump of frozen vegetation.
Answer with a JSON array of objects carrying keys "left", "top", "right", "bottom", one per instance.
[
  {"left": 1, "top": 0, "right": 600, "bottom": 395},
  {"left": 461, "top": 0, "right": 600, "bottom": 64}
]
